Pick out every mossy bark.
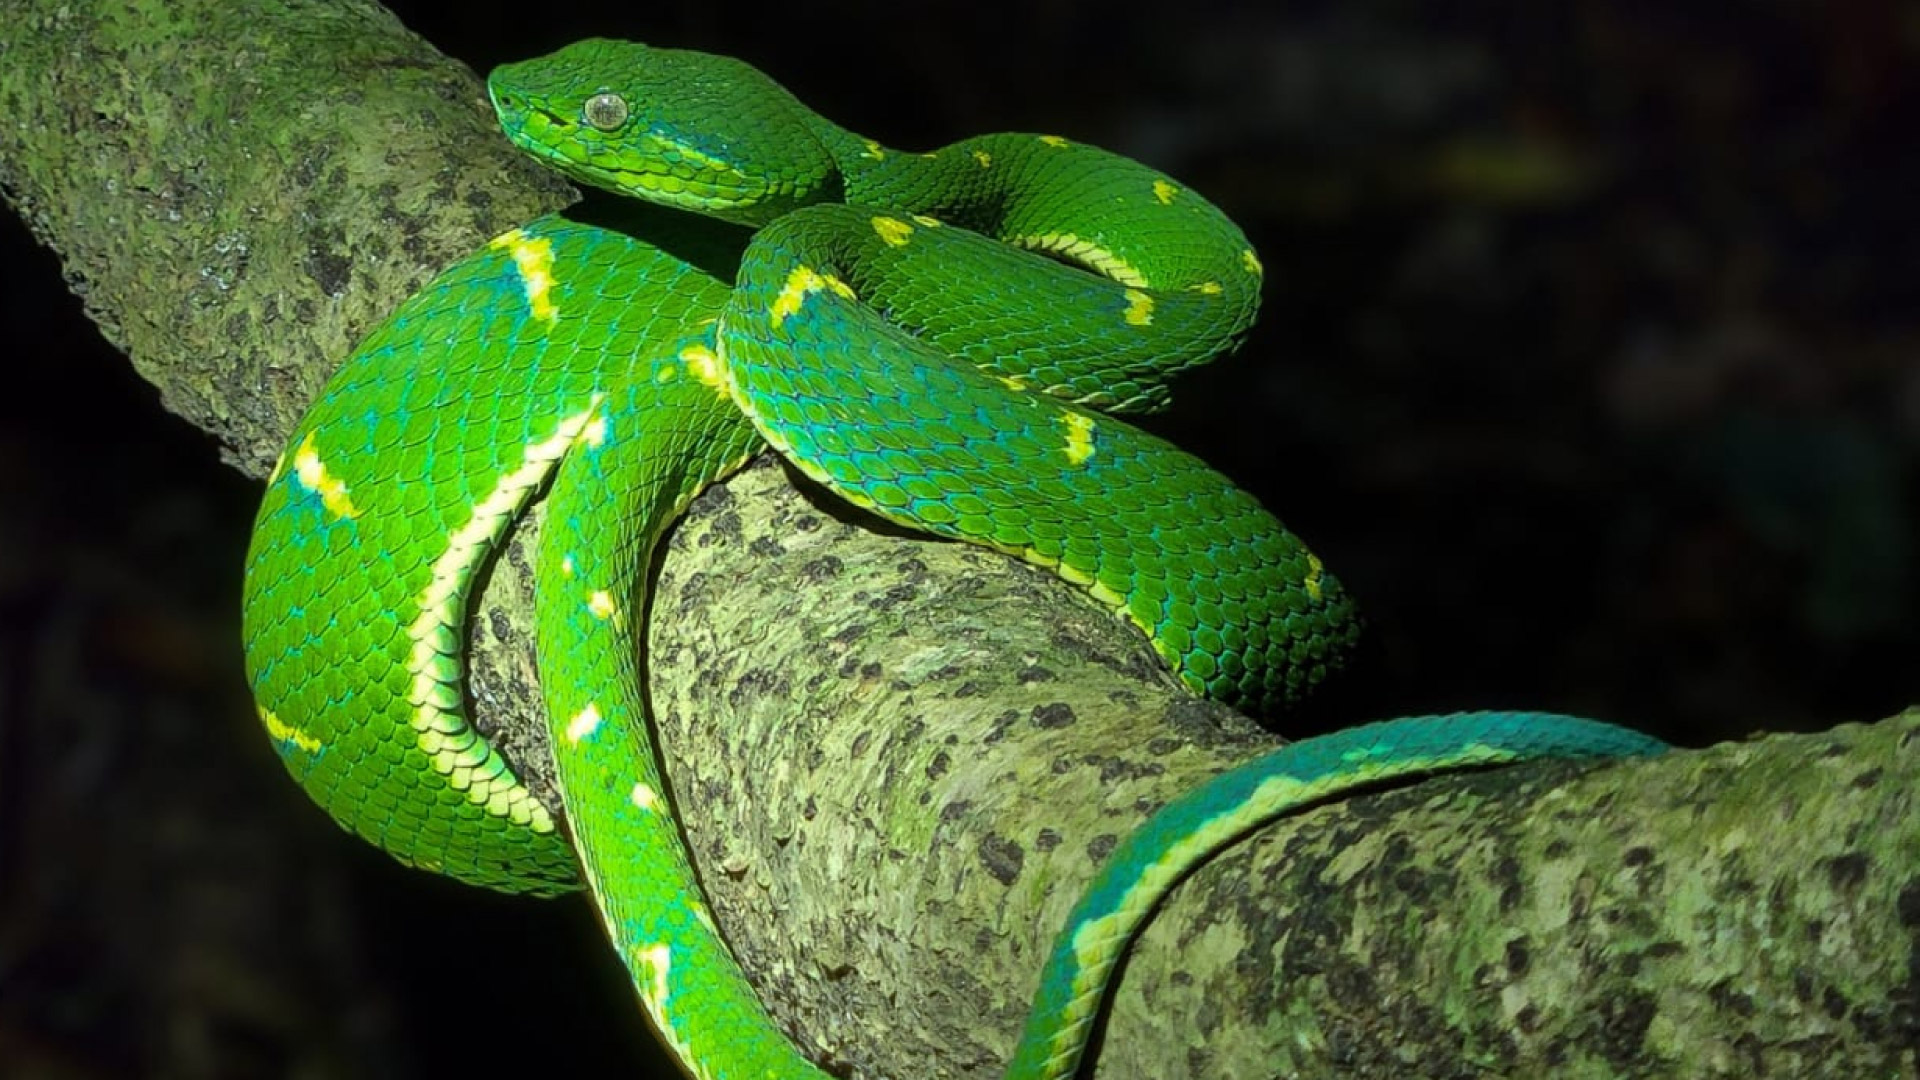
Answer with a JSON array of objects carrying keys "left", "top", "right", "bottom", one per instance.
[{"left": 2, "top": 3, "right": 1914, "bottom": 1077}]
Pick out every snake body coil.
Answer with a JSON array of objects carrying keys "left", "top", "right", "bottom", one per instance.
[{"left": 241, "top": 39, "right": 1665, "bottom": 1079}]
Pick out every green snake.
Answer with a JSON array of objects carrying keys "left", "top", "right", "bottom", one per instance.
[{"left": 240, "top": 38, "right": 1668, "bottom": 1079}]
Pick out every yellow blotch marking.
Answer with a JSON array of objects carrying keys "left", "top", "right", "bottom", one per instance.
[
  {"left": 566, "top": 702, "right": 602, "bottom": 744},
  {"left": 292, "top": 430, "right": 362, "bottom": 520},
  {"left": 630, "top": 781, "right": 663, "bottom": 812},
  {"left": 488, "top": 228, "right": 559, "bottom": 323},
  {"left": 1241, "top": 248, "right": 1264, "bottom": 276},
  {"left": 1038, "top": 134, "right": 1071, "bottom": 148},
  {"left": 997, "top": 374, "right": 1030, "bottom": 393},
  {"left": 1304, "top": 552, "right": 1325, "bottom": 602},
  {"left": 861, "top": 139, "right": 886, "bottom": 160},
  {"left": 690, "top": 900, "right": 718, "bottom": 935},
  {"left": 871, "top": 215, "right": 914, "bottom": 247},
  {"left": 678, "top": 343, "right": 727, "bottom": 397},
  {"left": 1153, "top": 179, "right": 1180, "bottom": 204},
  {"left": 1122, "top": 289, "right": 1154, "bottom": 327},
  {"left": 654, "top": 363, "right": 678, "bottom": 384},
  {"left": 971, "top": 149, "right": 993, "bottom": 168},
  {"left": 1013, "top": 232, "right": 1149, "bottom": 288},
  {"left": 911, "top": 213, "right": 944, "bottom": 228},
  {"left": 1188, "top": 281, "right": 1224, "bottom": 295},
  {"left": 770, "top": 266, "right": 857, "bottom": 330},
  {"left": 629, "top": 942, "right": 703, "bottom": 1075},
  {"left": 588, "top": 589, "right": 620, "bottom": 623},
  {"left": 404, "top": 397, "right": 605, "bottom": 832},
  {"left": 259, "top": 708, "right": 322, "bottom": 754},
  {"left": 561, "top": 554, "right": 576, "bottom": 578},
  {"left": 266, "top": 448, "right": 287, "bottom": 485},
  {"left": 1062, "top": 412, "right": 1097, "bottom": 466}
]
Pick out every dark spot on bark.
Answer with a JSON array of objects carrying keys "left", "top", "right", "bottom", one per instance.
[
  {"left": 896, "top": 555, "right": 928, "bottom": 578},
  {"left": 1709, "top": 978, "right": 1756, "bottom": 1016},
  {"left": 926, "top": 751, "right": 949, "bottom": 780},
  {"left": 690, "top": 482, "right": 734, "bottom": 513},
  {"left": 978, "top": 833, "right": 1024, "bottom": 885},
  {"left": 859, "top": 661, "right": 883, "bottom": 680},
  {"left": 800, "top": 554, "right": 843, "bottom": 583},
  {"left": 726, "top": 667, "right": 789, "bottom": 708},
  {"left": 1170, "top": 970, "right": 1193, "bottom": 987},
  {"left": 792, "top": 513, "right": 821, "bottom": 531},
  {"left": 1823, "top": 985, "right": 1849, "bottom": 1020},
  {"left": 1623, "top": 846, "right": 1654, "bottom": 867},
  {"left": 802, "top": 796, "right": 817, "bottom": 821},
  {"left": 676, "top": 571, "right": 711, "bottom": 612},
  {"left": 1034, "top": 828, "right": 1060, "bottom": 852},
  {"left": 1087, "top": 833, "right": 1117, "bottom": 863},
  {"left": 1097, "top": 756, "right": 1163, "bottom": 784},
  {"left": 487, "top": 609, "right": 511, "bottom": 643},
  {"left": 1494, "top": 855, "right": 1524, "bottom": 913},
  {"left": 1825, "top": 852, "right": 1869, "bottom": 893},
  {"left": 1049, "top": 756, "right": 1074, "bottom": 774},
  {"left": 1031, "top": 702, "right": 1075, "bottom": 729},
  {"left": 985, "top": 710, "right": 1019, "bottom": 743},
  {"left": 697, "top": 509, "right": 743, "bottom": 547},
  {"left": 1897, "top": 881, "right": 1920, "bottom": 928},
  {"left": 830, "top": 623, "right": 865, "bottom": 646},
  {"left": 1545, "top": 838, "right": 1570, "bottom": 859},
  {"left": 1597, "top": 989, "right": 1655, "bottom": 1066},
  {"left": 940, "top": 799, "right": 972, "bottom": 823},
  {"left": 1515, "top": 1004, "right": 1540, "bottom": 1032},
  {"left": 1017, "top": 665, "right": 1057, "bottom": 684},
  {"left": 1146, "top": 737, "right": 1180, "bottom": 756},
  {"left": 306, "top": 248, "right": 351, "bottom": 297},
  {"left": 1505, "top": 937, "right": 1530, "bottom": 976},
  {"left": 850, "top": 730, "right": 871, "bottom": 758},
  {"left": 1852, "top": 767, "right": 1882, "bottom": 789},
  {"left": 954, "top": 680, "right": 982, "bottom": 698},
  {"left": 748, "top": 535, "right": 784, "bottom": 559}
]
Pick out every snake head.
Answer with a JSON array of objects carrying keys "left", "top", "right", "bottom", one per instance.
[{"left": 488, "top": 38, "right": 842, "bottom": 227}]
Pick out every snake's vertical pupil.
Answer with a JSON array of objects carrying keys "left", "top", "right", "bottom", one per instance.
[{"left": 583, "top": 92, "right": 630, "bottom": 131}]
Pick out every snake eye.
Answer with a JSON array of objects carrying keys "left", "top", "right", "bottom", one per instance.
[{"left": 582, "top": 92, "right": 629, "bottom": 131}]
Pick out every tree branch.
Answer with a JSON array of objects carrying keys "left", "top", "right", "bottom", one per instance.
[{"left": 2, "top": 3, "right": 1913, "bottom": 1077}]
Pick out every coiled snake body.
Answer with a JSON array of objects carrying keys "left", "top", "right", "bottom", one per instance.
[{"left": 241, "top": 38, "right": 1666, "bottom": 1079}]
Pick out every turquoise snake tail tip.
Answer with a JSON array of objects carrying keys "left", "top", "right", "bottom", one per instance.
[{"left": 239, "top": 35, "right": 1672, "bottom": 1080}]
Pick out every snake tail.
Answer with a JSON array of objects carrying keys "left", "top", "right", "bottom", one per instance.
[{"left": 1007, "top": 711, "right": 1669, "bottom": 1079}]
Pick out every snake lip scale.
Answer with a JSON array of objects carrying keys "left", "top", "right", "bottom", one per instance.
[{"left": 239, "top": 37, "right": 1669, "bottom": 1079}]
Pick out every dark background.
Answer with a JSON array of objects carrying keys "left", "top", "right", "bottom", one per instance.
[{"left": 3, "top": 1, "right": 1916, "bottom": 1076}]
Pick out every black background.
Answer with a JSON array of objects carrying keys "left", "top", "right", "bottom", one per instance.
[{"left": 3, "top": 1, "right": 1916, "bottom": 1076}]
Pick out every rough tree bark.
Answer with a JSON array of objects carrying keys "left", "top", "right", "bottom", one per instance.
[{"left": 1, "top": 2, "right": 1914, "bottom": 1077}]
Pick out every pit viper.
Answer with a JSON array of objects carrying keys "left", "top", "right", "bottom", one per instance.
[{"left": 240, "top": 38, "right": 1669, "bottom": 1079}]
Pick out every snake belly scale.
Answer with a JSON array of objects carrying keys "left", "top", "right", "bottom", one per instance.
[{"left": 240, "top": 38, "right": 1667, "bottom": 1080}]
